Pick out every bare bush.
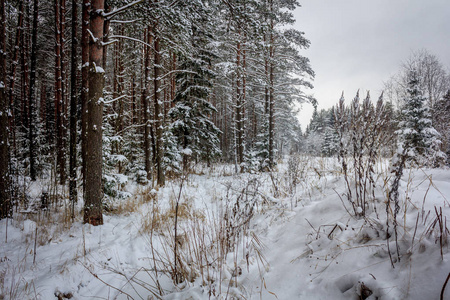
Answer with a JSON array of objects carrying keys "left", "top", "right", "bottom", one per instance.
[{"left": 334, "top": 91, "right": 392, "bottom": 217}]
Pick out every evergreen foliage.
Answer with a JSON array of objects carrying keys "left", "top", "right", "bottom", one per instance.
[
  {"left": 396, "top": 70, "right": 446, "bottom": 166},
  {"left": 169, "top": 7, "right": 221, "bottom": 170}
]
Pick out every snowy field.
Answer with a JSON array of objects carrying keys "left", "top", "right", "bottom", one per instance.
[{"left": 1, "top": 156, "right": 449, "bottom": 299}]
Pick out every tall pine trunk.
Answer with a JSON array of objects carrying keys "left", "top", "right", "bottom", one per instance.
[
  {"left": 28, "top": 0, "right": 38, "bottom": 181},
  {"left": 143, "top": 27, "right": 152, "bottom": 181},
  {"left": 21, "top": 2, "right": 30, "bottom": 132},
  {"left": 235, "top": 39, "right": 244, "bottom": 168},
  {"left": 81, "top": 0, "right": 89, "bottom": 191},
  {"left": 0, "top": 0, "right": 11, "bottom": 219},
  {"left": 268, "top": 0, "right": 275, "bottom": 168},
  {"left": 8, "top": 0, "right": 24, "bottom": 157},
  {"left": 54, "top": 0, "right": 65, "bottom": 184},
  {"left": 60, "top": 0, "right": 67, "bottom": 185},
  {"left": 83, "top": 0, "right": 104, "bottom": 226},
  {"left": 69, "top": 0, "right": 78, "bottom": 207},
  {"left": 153, "top": 22, "right": 164, "bottom": 186}
]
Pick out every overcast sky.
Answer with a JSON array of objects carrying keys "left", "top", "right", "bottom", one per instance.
[{"left": 293, "top": 0, "right": 450, "bottom": 130}]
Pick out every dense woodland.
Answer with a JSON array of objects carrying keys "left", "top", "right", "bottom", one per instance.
[{"left": 0, "top": 0, "right": 314, "bottom": 224}]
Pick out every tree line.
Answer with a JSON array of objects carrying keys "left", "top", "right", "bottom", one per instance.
[{"left": 303, "top": 50, "right": 450, "bottom": 166}]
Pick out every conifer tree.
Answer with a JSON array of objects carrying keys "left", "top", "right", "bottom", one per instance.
[
  {"left": 169, "top": 6, "right": 221, "bottom": 170},
  {"left": 397, "top": 70, "right": 446, "bottom": 166}
]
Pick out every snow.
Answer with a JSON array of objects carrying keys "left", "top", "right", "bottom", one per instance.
[
  {"left": 1, "top": 158, "right": 449, "bottom": 299},
  {"left": 95, "top": 65, "right": 105, "bottom": 73},
  {"left": 181, "top": 148, "right": 192, "bottom": 156},
  {"left": 113, "top": 173, "right": 128, "bottom": 185}
]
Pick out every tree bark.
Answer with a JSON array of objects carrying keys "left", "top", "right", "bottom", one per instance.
[
  {"left": 69, "top": 0, "right": 78, "bottom": 206},
  {"left": 0, "top": 0, "right": 11, "bottom": 219},
  {"left": 131, "top": 75, "right": 137, "bottom": 125},
  {"left": 153, "top": 22, "right": 165, "bottom": 186},
  {"left": 54, "top": 0, "right": 65, "bottom": 184},
  {"left": 60, "top": 0, "right": 67, "bottom": 184},
  {"left": 8, "top": 0, "right": 24, "bottom": 156},
  {"left": 28, "top": 0, "right": 39, "bottom": 181},
  {"left": 143, "top": 27, "right": 152, "bottom": 181},
  {"left": 84, "top": 0, "right": 104, "bottom": 226},
  {"left": 81, "top": 0, "right": 90, "bottom": 191},
  {"left": 235, "top": 39, "right": 244, "bottom": 168},
  {"left": 21, "top": 2, "right": 30, "bottom": 131},
  {"left": 268, "top": 0, "right": 275, "bottom": 168}
]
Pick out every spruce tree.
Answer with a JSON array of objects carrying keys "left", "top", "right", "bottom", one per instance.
[
  {"left": 169, "top": 8, "right": 221, "bottom": 171},
  {"left": 397, "top": 70, "right": 446, "bottom": 166}
]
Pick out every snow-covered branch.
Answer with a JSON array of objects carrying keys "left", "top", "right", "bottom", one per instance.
[{"left": 102, "top": 0, "right": 144, "bottom": 19}]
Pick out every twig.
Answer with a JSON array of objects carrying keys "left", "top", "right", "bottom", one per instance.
[
  {"left": 441, "top": 273, "right": 450, "bottom": 300},
  {"left": 80, "top": 262, "right": 136, "bottom": 299},
  {"left": 33, "top": 225, "right": 37, "bottom": 264},
  {"left": 333, "top": 188, "right": 353, "bottom": 217}
]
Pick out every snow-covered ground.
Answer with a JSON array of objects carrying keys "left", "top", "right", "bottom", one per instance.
[{"left": 1, "top": 157, "right": 449, "bottom": 299}]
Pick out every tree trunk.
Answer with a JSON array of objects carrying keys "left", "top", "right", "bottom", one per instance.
[
  {"left": 8, "top": 0, "right": 24, "bottom": 156},
  {"left": 21, "top": 2, "right": 30, "bottom": 131},
  {"left": 235, "top": 39, "right": 244, "bottom": 168},
  {"left": 131, "top": 75, "right": 137, "bottom": 125},
  {"left": 102, "top": 0, "right": 110, "bottom": 69},
  {"left": 28, "top": 0, "right": 38, "bottom": 181},
  {"left": 81, "top": 0, "right": 90, "bottom": 191},
  {"left": 153, "top": 22, "right": 164, "bottom": 186},
  {"left": 54, "top": 0, "right": 65, "bottom": 184},
  {"left": 143, "top": 27, "right": 152, "bottom": 181},
  {"left": 60, "top": 0, "right": 67, "bottom": 184},
  {"left": 0, "top": 0, "right": 11, "bottom": 219},
  {"left": 268, "top": 0, "right": 275, "bottom": 168},
  {"left": 69, "top": 0, "right": 78, "bottom": 206},
  {"left": 84, "top": 0, "right": 104, "bottom": 226}
]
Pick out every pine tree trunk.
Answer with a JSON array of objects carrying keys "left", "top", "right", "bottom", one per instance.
[
  {"left": 0, "top": 0, "right": 11, "bottom": 219},
  {"left": 28, "top": 0, "right": 38, "bottom": 181},
  {"left": 83, "top": 0, "right": 104, "bottom": 226},
  {"left": 8, "top": 0, "right": 24, "bottom": 156},
  {"left": 102, "top": 0, "right": 110, "bottom": 69},
  {"left": 143, "top": 27, "right": 152, "bottom": 181},
  {"left": 81, "top": 0, "right": 89, "bottom": 191},
  {"left": 69, "top": 0, "right": 78, "bottom": 206},
  {"left": 116, "top": 26, "right": 124, "bottom": 137},
  {"left": 131, "top": 75, "right": 137, "bottom": 125},
  {"left": 21, "top": 2, "right": 30, "bottom": 131},
  {"left": 235, "top": 39, "right": 244, "bottom": 168},
  {"left": 54, "top": 0, "right": 65, "bottom": 184},
  {"left": 268, "top": 0, "right": 275, "bottom": 168},
  {"left": 60, "top": 0, "right": 67, "bottom": 184},
  {"left": 153, "top": 22, "right": 164, "bottom": 186}
]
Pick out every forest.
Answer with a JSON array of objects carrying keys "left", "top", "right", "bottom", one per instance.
[{"left": 1, "top": 0, "right": 450, "bottom": 299}]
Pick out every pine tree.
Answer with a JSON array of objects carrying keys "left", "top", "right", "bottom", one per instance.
[{"left": 397, "top": 70, "right": 446, "bottom": 166}]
